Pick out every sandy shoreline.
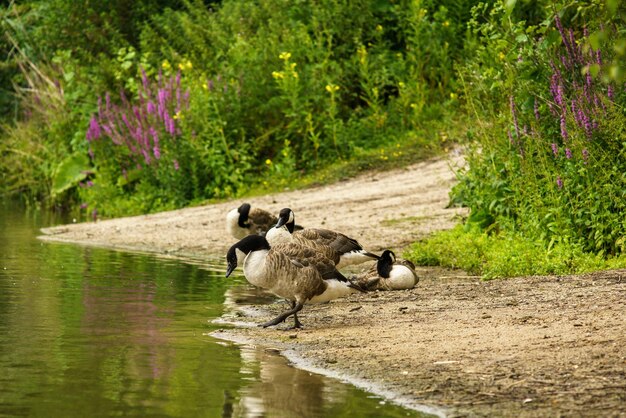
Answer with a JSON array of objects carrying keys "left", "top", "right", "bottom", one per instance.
[{"left": 39, "top": 153, "right": 626, "bottom": 417}]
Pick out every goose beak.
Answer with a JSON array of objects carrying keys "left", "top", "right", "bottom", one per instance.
[
  {"left": 275, "top": 217, "right": 286, "bottom": 228},
  {"left": 225, "top": 263, "right": 236, "bottom": 278}
]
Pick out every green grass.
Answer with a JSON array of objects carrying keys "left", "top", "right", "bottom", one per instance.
[{"left": 405, "top": 224, "right": 626, "bottom": 280}]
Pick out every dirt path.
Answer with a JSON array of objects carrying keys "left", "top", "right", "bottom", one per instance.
[{"left": 39, "top": 153, "right": 626, "bottom": 417}]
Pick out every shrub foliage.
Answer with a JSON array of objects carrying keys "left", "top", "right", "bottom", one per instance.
[{"left": 1, "top": 0, "right": 625, "bottom": 268}]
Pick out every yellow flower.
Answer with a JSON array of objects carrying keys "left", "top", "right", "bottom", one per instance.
[
  {"left": 325, "top": 84, "right": 339, "bottom": 93},
  {"left": 173, "top": 111, "right": 183, "bottom": 120},
  {"left": 376, "top": 24, "right": 383, "bottom": 32},
  {"left": 279, "top": 52, "right": 291, "bottom": 61},
  {"left": 410, "top": 103, "right": 417, "bottom": 109},
  {"left": 272, "top": 71, "right": 284, "bottom": 79},
  {"left": 162, "top": 60, "right": 171, "bottom": 70},
  {"left": 443, "top": 21, "right": 450, "bottom": 27},
  {"left": 265, "top": 159, "right": 272, "bottom": 165},
  {"left": 357, "top": 45, "right": 367, "bottom": 65},
  {"left": 185, "top": 60, "right": 193, "bottom": 69},
  {"left": 290, "top": 62, "right": 297, "bottom": 70},
  {"left": 398, "top": 81, "right": 405, "bottom": 88},
  {"left": 498, "top": 51, "right": 506, "bottom": 60},
  {"left": 450, "top": 92, "right": 458, "bottom": 100}
]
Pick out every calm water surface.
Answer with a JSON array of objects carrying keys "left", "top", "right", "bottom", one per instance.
[{"left": 0, "top": 202, "right": 430, "bottom": 417}]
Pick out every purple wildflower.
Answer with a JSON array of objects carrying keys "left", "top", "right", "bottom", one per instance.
[
  {"left": 582, "top": 148, "right": 589, "bottom": 164},
  {"left": 608, "top": 84, "right": 614, "bottom": 100},
  {"left": 97, "top": 96, "right": 103, "bottom": 119},
  {"left": 80, "top": 203, "right": 88, "bottom": 210},
  {"left": 551, "top": 143, "right": 558, "bottom": 156},
  {"left": 507, "top": 129, "right": 514, "bottom": 145},
  {"left": 565, "top": 148, "right": 572, "bottom": 159},
  {"left": 560, "top": 114, "right": 568, "bottom": 141},
  {"left": 510, "top": 95, "right": 520, "bottom": 139},
  {"left": 556, "top": 176, "right": 563, "bottom": 189},
  {"left": 141, "top": 67, "right": 149, "bottom": 91},
  {"left": 173, "top": 160, "right": 180, "bottom": 171},
  {"left": 153, "top": 146, "right": 161, "bottom": 160},
  {"left": 167, "top": 117, "right": 176, "bottom": 136},
  {"left": 534, "top": 99, "right": 540, "bottom": 121},
  {"left": 86, "top": 116, "right": 101, "bottom": 142},
  {"left": 555, "top": 14, "right": 575, "bottom": 67}
]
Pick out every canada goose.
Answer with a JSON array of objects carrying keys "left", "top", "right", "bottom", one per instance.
[
  {"left": 226, "top": 203, "right": 278, "bottom": 239},
  {"left": 225, "top": 235, "right": 363, "bottom": 328},
  {"left": 265, "top": 208, "right": 379, "bottom": 269},
  {"left": 351, "top": 250, "right": 419, "bottom": 291}
]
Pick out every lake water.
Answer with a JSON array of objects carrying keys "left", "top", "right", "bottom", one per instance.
[{"left": 0, "top": 202, "right": 431, "bottom": 417}]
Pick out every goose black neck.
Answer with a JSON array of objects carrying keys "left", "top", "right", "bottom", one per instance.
[{"left": 238, "top": 203, "right": 251, "bottom": 228}]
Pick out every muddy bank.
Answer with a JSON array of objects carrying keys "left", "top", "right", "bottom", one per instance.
[
  {"left": 39, "top": 153, "right": 626, "bottom": 417},
  {"left": 214, "top": 269, "right": 626, "bottom": 417}
]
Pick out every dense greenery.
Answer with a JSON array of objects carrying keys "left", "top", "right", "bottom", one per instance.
[
  {"left": 1, "top": 0, "right": 625, "bottom": 276},
  {"left": 418, "top": 0, "right": 626, "bottom": 276},
  {"left": 1, "top": 0, "right": 472, "bottom": 215}
]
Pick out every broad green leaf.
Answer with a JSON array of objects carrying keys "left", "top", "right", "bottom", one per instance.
[
  {"left": 588, "top": 30, "right": 604, "bottom": 50},
  {"left": 586, "top": 63, "right": 601, "bottom": 77},
  {"left": 504, "top": 0, "right": 517, "bottom": 15},
  {"left": 607, "top": 0, "right": 618, "bottom": 14},
  {"left": 51, "top": 153, "right": 90, "bottom": 196}
]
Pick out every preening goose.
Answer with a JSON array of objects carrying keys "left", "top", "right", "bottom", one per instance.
[
  {"left": 351, "top": 250, "right": 419, "bottom": 291},
  {"left": 225, "top": 235, "right": 363, "bottom": 328},
  {"left": 266, "top": 208, "right": 379, "bottom": 269},
  {"left": 226, "top": 203, "right": 278, "bottom": 239}
]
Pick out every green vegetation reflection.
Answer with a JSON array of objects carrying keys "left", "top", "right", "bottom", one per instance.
[{"left": 0, "top": 203, "right": 431, "bottom": 417}]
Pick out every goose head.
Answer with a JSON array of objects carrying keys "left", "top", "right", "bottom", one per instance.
[
  {"left": 376, "top": 250, "right": 396, "bottom": 278},
  {"left": 237, "top": 203, "right": 251, "bottom": 228},
  {"left": 274, "top": 208, "right": 296, "bottom": 233},
  {"left": 225, "top": 235, "right": 270, "bottom": 277}
]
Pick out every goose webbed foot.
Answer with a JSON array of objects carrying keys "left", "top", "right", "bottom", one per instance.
[
  {"left": 286, "top": 313, "right": 303, "bottom": 330},
  {"left": 259, "top": 302, "right": 304, "bottom": 328}
]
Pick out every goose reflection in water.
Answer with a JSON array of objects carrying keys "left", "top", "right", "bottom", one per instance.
[{"left": 221, "top": 345, "right": 348, "bottom": 418}]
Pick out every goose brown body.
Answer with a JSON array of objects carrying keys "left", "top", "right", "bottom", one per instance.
[
  {"left": 226, "top": 235, "right": 362, "bottom": 328},
  {"left": 226, "top": 203, "right": 278, "bottom": 239},
  {"left": 266, "top": 208, "right": 379, "bottom": 269}
]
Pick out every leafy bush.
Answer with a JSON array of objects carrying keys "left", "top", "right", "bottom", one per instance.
[
  {"left": 2, "top": 0, "right": 477, "bottom": 215},
  {"left": 452, "top": 0, "right": 626, "bottom": 257}
]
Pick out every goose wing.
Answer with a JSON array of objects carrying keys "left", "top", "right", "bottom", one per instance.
[
  {"left": 350, "top": 262, "right": 382, "bottom": 290},
  {"left": 248, "top": 208, "right": 278, "bottom": 234},
  {"left": 274, "top": 242, "right": 346, "bottom": 282},
  {"left": 297, "top": 228, "right": 364, "bottom": 254},
  {"left": 289, "top": 237, "right": 341, "bottom": 265}
]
